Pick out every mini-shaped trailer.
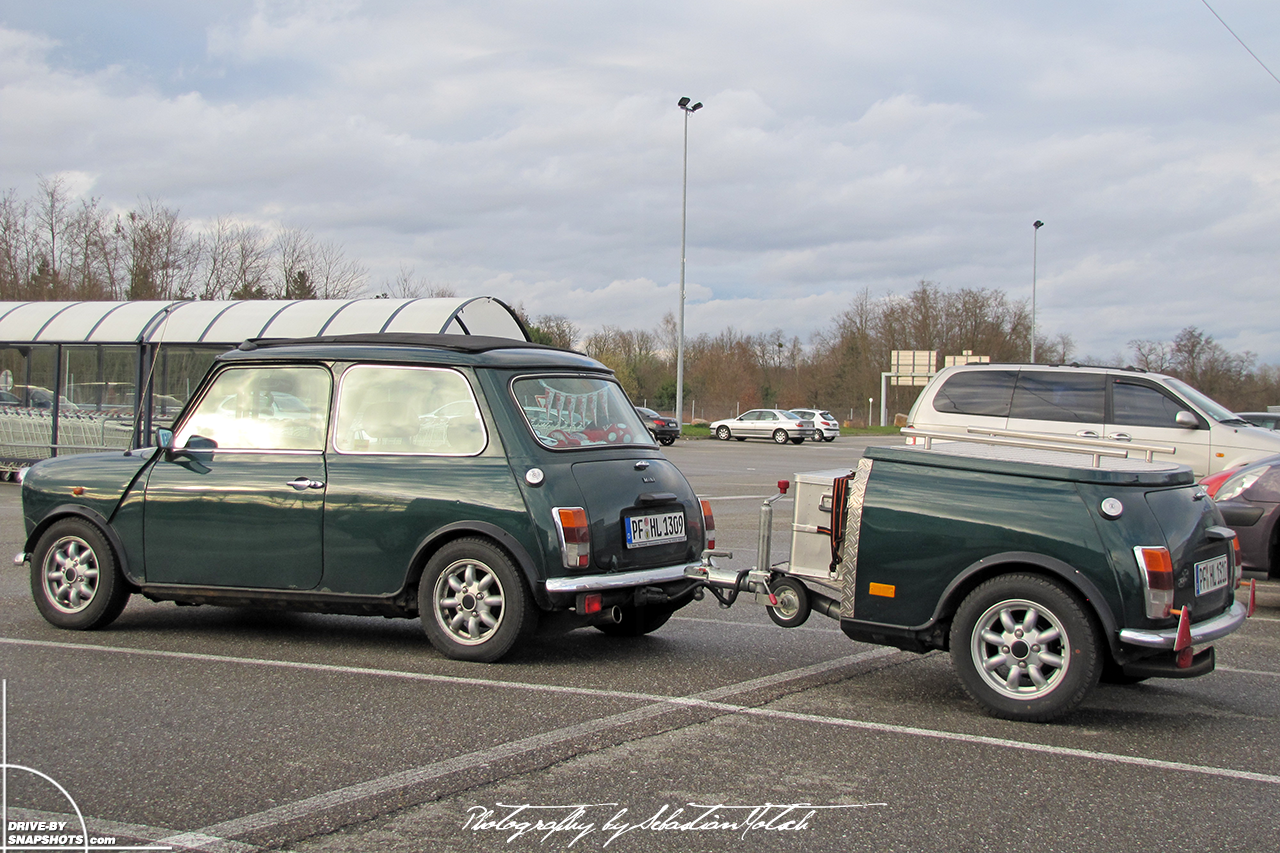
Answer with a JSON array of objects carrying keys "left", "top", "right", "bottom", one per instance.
[{"left": 687, "top": 429, "right": 1252, "bottom": 722}]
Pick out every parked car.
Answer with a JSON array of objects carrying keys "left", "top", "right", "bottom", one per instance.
[
  {"left": 635, "top": 406, "right": 679, "bottom": 446},
  {"left": 1201, "top": 453, "right": 1280, "bottom": 578},
  {"left": 17, "top": 333, "right": 715, "bottom": 662},
  {"left": 1237, "top": 412, "right": 1280, "bottom": 431},
  {"left": 790, "top": 408, "right": 840, "bottom": 441},
  {"left": 710, "top": 409, "right": 816, "bottom": 444},
  {"left": 904, "top": 363, "right": 1280, "bottom": 477}
]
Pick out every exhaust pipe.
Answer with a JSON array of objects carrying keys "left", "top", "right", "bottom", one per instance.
[{"left": 607, "top": 605, "right": 623, "bottom": 624}]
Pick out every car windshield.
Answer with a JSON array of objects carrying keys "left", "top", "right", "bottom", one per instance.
[
  {"left": 1166, "top": 378, "right": 1248, "bottom": 424},
  {"left": 512, "top": 375, "right": 655, "bottom": 449}
]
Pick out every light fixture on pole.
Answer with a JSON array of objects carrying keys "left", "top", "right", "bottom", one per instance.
[
  {"left": 675, "top": 96, "right": 702, "bottom": 433},
  {"left": 1031, "top": 220, "right": 1044, "bottom": 363}
]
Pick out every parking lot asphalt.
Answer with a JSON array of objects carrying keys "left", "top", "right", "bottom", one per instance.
[{"left": 1, "top": 436, "right": 1279, "bottom": 853}]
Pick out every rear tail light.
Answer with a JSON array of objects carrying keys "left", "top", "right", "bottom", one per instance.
[
  {"left": 554, "top": 507, "right": 590, "bottom": 569},
  {"left": 1133, "top": 546, "right": 1174, "bottom": 619},
  {"left": 700, "top": 499, "right": 715, "bottom": 550}
]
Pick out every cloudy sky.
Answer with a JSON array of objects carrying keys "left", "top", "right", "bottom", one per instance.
[{"left": 2, "top": 1, "right": 1279, "bottom": 363}]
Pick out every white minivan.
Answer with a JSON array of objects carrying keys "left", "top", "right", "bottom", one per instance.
[{"left": 904, "top": 364, "right": 1280, "bottom": 477}]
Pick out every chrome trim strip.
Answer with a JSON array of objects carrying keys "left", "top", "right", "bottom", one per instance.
[
  {"left": 543, "top": 563, "right": 695, "bottom": 594},
  {"left": 1118, "top": 600, "right": 1248, "bottom": 649}
]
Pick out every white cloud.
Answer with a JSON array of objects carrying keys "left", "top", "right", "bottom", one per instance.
[{"left": 2, "top": 1, "right": 1280, "bottom": 364}]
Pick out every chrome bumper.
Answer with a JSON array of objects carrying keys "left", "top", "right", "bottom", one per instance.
[
  {"left": 1119, "top": 600, "right": 1249, "bottom": 650},
  {"left": 543, "top": 562, "right": 702, "bottom": 595}
]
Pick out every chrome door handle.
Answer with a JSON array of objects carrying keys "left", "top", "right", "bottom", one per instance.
[
  {"left": 1076, "top": 430, "right": 1100, "bottom": 438},
  {"left": 1107, "top": 433, "right": 1132, "bottom": 442},
  {"left": 287, "top": 477, "right": 325, "bottom": 490}
]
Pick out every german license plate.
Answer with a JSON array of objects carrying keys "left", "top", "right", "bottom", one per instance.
[
  {"left": 1194, "top": 554, "right": 1229, "bottom": 596},
  {"left": 624, "top": 511, "right": 685, "bottom": 548}
]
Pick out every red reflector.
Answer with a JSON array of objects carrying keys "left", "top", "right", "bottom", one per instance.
[
  {"left": 581, "top": 593, "right": 602, "bottom": 615},
  {"left": 1248, "top": 578, "right": 1256, "bottom": 618},
  {"left": 700, "top": 499, "right": 715, "bottom": 550},
  {"left": 1173, "top": 605, "right": 1193, "bottom": 653}
]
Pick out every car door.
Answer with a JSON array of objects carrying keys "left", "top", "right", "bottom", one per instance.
[
  {"left": 753, "top": 410, "right": 779, "bottom": 439},
  {"left": 142, "top": 364, "right": 332, "bottom": 589},
  {"left": 1106, "top": 377, "right": 1210, "bottom": 474},
  {"left": 1005, "top": 371, "right": 1105, "bottom": 440}
]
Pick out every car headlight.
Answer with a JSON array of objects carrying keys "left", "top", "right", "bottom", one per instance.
[{"left": 1215, "top": 467, "right": 1267, "bottom": 503}]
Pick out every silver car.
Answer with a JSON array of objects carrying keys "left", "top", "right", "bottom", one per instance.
[
  {"left": 790, "top": 408, "right": 840, "bottom": 441},
  {"left": 710, "top": 409, "right": 816, "bottom": 444}
]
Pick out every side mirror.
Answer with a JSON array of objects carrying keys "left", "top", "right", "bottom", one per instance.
[
  {"left": 1175, "top": 411, "right": 1199, "bottom": 429},
  {"left": 156, "top": 427, "right": 174, "bottom": 449}
]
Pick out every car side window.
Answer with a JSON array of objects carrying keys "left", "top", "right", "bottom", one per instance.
[
  {"left": 1111, "top": 380, "right": 1192, "bottom": 428},
  {"left": 334, "top": 365, "right": 486, "bottom": 455},
  {"left": 175, "top": 366, "right": 330, "bottom": 451},
  {"left": 1009, "top": 372, "right": 1104, "bottom": 422},
  {"left": 932, "top": 371, "right": 1017, "bottom": 416}
]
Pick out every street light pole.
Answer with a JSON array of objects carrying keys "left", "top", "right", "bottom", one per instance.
[
  {"left": 1031, "top": 220, "right": 1044, "bottom": 363},
  {"left": 676, "top": 96, "right": 701, "bottom": 433}
]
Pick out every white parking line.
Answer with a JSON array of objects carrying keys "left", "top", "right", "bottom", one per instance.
[{"left": 5, "top": 634, "right": 1279, "bottom": 853}]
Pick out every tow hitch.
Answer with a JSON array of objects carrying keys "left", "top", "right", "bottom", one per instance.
[{"left": 685, "top": 479, "right": 792, "bottom": 608}]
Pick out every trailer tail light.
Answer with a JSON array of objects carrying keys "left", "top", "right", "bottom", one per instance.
[
  {"left": 700, "top": 499, "right": 715, "bottom": 550},
  {"left": 554, "top": 507, "right": 590, "bottom": 569},
  {"left": 1134, "top": 546, "right": 1175, "bottom": 619}
]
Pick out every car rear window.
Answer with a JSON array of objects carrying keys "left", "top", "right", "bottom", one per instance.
[
  {"left": 333, "top": 365, "right": 486, "bottom": 455},
  {"left": 1009, "top": 372, "right": 1105, "bottom": 422},
  {"left": 512, "top": 375, "right": 655, "bottom": 449},
  {"left": 932, "top": 370, "right": 1017, "bottom": 416}
]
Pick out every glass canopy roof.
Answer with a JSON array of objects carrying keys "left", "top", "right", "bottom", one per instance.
[{"left": 0, "top": 297, "right": 529, "bottom": 344}]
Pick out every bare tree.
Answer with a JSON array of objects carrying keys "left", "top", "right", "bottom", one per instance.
[{"left": 381, "top": 265, "right": 456, "bottom": 298}]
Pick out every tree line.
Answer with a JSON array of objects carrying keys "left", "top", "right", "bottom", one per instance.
[
  {"left": 4, "top": 177, "right": 1276, "bottom": 420},
  {"left": 526, "top": 281, "right": 1279, "bottom": 422},
  {"left": 0, "top": 176, "right": 369, "bottom": 302}
]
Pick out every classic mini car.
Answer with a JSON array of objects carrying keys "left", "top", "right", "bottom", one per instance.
[
  {"left": 709, "top": 409, "right": 816, "bottom": 444},
  {"left": 17, "top": 334, "right": 714, "bottom": 662},
  {"left": 635, "top": 406, "right": 680, "bottom": 446}
]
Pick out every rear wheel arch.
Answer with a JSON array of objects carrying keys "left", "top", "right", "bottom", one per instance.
[
  {"left": 932, "top": 553, "right": 1118, "bottom": 654},
  {"left": 407, "top": 522, "right": 548, "bottom": 609}
]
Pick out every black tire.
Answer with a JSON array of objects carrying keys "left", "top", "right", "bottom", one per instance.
[
  {"left": 716, "top": 425, "right": 732, "bottom": 441},
  {"left": 596, "top": 604, "right": 674, "bottom": 637},
  {"left": 30, "top": 518, "right": 131, "bottom": 630},
  {"left": 825, "top": 433, "right": 837, "bottom": 442},
  {"left": 949, "top": 573, "right": 1100, "bottom": 722},
  {"left": 766, "top": 577, "right": 811, "bottom": 628},
  {"left": 773, "top": 429, "right": 789, "bottom": 444},
  {"left": 419, "top": 537, "right": 538, "bottom": 662},
  {"left": 658, "top": 435, "right": 676, "bottom": 446}
]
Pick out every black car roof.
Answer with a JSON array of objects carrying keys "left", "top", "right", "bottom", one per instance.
[{"left": 220, "top": 333, "right": 608, "bottom": 371}]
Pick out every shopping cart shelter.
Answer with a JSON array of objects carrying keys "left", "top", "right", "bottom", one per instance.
[{"left": 0, "top": 297, "right": 528, "bottom": 474}]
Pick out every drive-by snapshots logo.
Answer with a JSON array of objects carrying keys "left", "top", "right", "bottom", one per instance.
[{"left": 2, "top": 681, "right": 170, "bottom": 852}]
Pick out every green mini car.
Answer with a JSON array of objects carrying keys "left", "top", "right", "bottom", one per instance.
[{"left": 17, "top": 334, "right": 713, "bottom": 661}]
